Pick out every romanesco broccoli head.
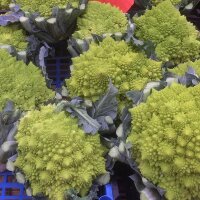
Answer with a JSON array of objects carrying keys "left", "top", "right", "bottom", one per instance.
[
  {"left": 16, "top": 0, "right": 79, "bottom": 17},
  {"left": 151, "top": 0, "right": 181, "bottom": 5},
  {"left": 73, "top": 1, "right": 128, "bottom": 39},
  {"left": 66, "top": 37, "right": 162, "bottom": 101},
  {"left": 0, "top": 24, "right": 27, "bottom": 51},
  {"left": 134, "top": 0, "right": 200, "bottom": 64},
  {"left": 169, "top": 59, "right": 200, "bottom": 75},
  {"left": 15, "top": 105, "right": 106, "bottom": 200},
  {"left": 0, "top": 50, "right": 54, "bottom": 110},
  {"left": 127, "top": 83, "right": 200, "bottom": 200},
  {"left": 0, "top": 0, "right": 10, "bottom": 9}
]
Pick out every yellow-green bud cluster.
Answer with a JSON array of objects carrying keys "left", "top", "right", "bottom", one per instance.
[
  {"left": 134, "top": 0, "right": 200, "bottom": 64},
  {"left": 0, "top": 24, "right": 27, "bottom": 51},
  {"left": 16, "top": 0, "right": 79, "bottom": 17},
  {"left": 0, "top": 50, "right": 54, "bottom": 110},
  {"left": 128, "top": 83, "right": 200, "bottom": 200},
  {"left": 73, "top": 1, "right": 128, "bottom": 39},
  {"left": 15, "top": 105, "right": 106, "bottom": 200},
  {"left": 169, "top": 59, "right": 200, "bottom": 75},
  {"left": 66, "top": 37, "right": 162, "bottom": 101},
  {"left": 151, "top": 0, "right": 181, "bottom": 5},
  {"left": 0, "top": 0, "right": 10, "bottom": 9}
]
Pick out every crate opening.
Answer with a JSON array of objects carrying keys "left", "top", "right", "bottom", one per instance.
[
  {"left": 6, "top": 188, "right": 20, "bottom": 195},
  {"left": 7, "top": 175, "right": 15, "bottom": 182},
  {"left": 0, "top": 175, "right": 3, "bottom": 182}
]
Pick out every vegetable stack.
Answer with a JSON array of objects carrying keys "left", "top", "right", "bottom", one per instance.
[{"left": 0, "top": 0, "right": 200, "bottom": 200}]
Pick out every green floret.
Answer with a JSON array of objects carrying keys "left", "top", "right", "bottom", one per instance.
[
  {"left": 16, "top": 0, "right": 79, "bottom": 17},
  {"left": 151, "top": 0, "right": 181, "bottom": 5},
  {"left": 15, "top": 105, "right": 106, "bottom": 200},
  {"left": 134, "top": 0, "right": 200, "bottom": 64},
  {"left": 66, "top": 37, "right": 162, "bottom": 101},
  {"left": 0, "top": 24, "right": 27, "bottom": 51},
  {"left": 169, "top": 59, "right": 200, "bottom": 75},
  {"left": 0, "top": 0, "right": 10, "bottom": 9},
  {"left": 73, "top": 1, "right": 128, "bottom": 39},
  {"left": 0, "top": 50, "right": 54, "bottom": 110},
  {"left": 127, "top": 83, "right": 200, "bottom": 200}
]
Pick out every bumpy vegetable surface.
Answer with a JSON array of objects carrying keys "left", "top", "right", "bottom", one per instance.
[
  {"left": 66, "top": 37, "right": 162, "bottom": 101},
  {"left": 0, "top": 50, "right": 54, "bottom": 110},
  {"left": 169, "top": 59, "right": 200, "bottom": 75},
  {"left": 0, "top": 24, "right": 27, "bottom": 51},
  {"left": 134, "top": 0, "right": 200, "bottom": 64},
  {"left": 15, "top": 105, "right": 106, "bottom": 200},
  {"left": 0, "top": 0, "right": 10, "bottom": 9},
  {"left": 151, "top": 0, "right": 181, "bottom": 5},
  {"left": 73, "top": 1, "right": 128, "bottom": 39},
  {"left": 16, "top": 0, "right": 79, "bottom": 17},
  {"left": 128, "top": 83, "right": 200, "bottom": 200}
]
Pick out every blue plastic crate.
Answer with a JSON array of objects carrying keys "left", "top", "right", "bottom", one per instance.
[
  {"left": 45, "top": 56, "right": 72, "bottom": 88},
  {"left": 99, "top": 184, "right": 114, "bottom": 200},
  {"left": 1, "top": 171, "right": 114, "bottom": 200},
  {"left": 1, "top": 170, "right": 138, "bottom": 199},
  {"left": 99, "top": 174, "right": 140, "bottom": 200},
  {"left": 0, "top": 170, "right": 31, "bottom": 200}
]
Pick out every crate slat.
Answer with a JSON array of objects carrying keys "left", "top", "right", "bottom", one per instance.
[{"left": 0, "top": 171, "right": 31, "bottom": 200}]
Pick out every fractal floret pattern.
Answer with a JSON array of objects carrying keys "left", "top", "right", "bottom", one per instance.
[
  {"left": 16, "top": 0, "right": 79, "bottom": 17},
  {"left": 0, "top": 0, "right": 10, "bottom": 9},
  {"left": 15, "top": 105, "right": 106, "bottom": 200},
  {"left": 73, "top": 1, "right": 128, "bottom": 39},
  {"left": 128, "top": 83, "right": 200, "bottom": 200},
  {"left": 134, "top": 0, "right": 200, "bottom": 64},
  {"left": 66, "top": 37, "right": 162, "bottom": 101},
  {"left": 169, "top": 59, "right": 200, "bottom": 75},
  {"left": 0, "top": 50, "right": 54, "bottom": 110},
  {"left": 0, "top": 24, "right": 27, "bottom": 51}
]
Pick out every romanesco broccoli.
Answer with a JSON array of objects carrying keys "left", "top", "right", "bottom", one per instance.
[
  {"left": 151, "top": 0, "right": 181, "bottom": 5},
  {"left": 0, "top": 24, "right": 27, "bottom": 51},
  {"left": 66, "top": 37, "right": 162, "bottom": 101},
  {"left": 169, "top": 59, "right": 200, "bottom": 75},
  {"left": 73, "top": 1, "right": 128, "bottom": 39},
  {"left": 16, "top": 0, "right": 79, "bottom": 17},
  {"left": 134, "top": 0, "right": 200, "bottom": 64},
  {"left": 0, "top": 50, "right": 54, "bottom": 110},
  {"left": 15, "top": 105, "right": 106, "bottom": 200},
  {"left": 128, "top": 83, "right": 200, "bottom": 200},
  {"left": 0, "top": 0, "right": 10, "bottom": 9}
]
